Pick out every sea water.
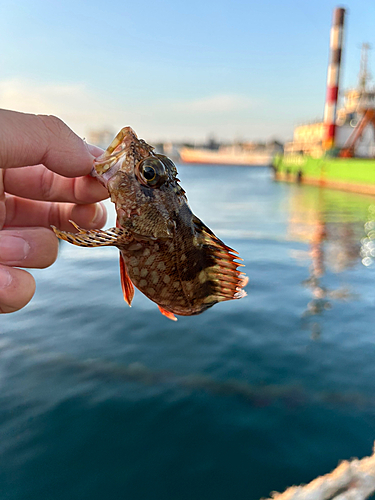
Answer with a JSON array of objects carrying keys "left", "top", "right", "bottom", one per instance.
[{"left": 1, "top": 166, "right": 375, "bottom": 500}]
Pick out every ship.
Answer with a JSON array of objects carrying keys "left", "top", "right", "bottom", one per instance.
[
  {"left": 179, "top": 143, "right": 277, "bottom": 166},
  {"left": 274, "top": 8, "right": 375, "bottom": 195}
]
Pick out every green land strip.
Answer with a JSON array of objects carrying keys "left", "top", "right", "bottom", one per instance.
[{"left": 275, "top": 155, "right": 375, "bottom": 185}]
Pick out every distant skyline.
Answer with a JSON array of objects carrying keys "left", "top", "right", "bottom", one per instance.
[{"left": 0, "top": 0, "right": 374, "bottom": 143}]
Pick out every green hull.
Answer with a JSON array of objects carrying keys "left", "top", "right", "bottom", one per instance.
[{"left": 274, "top": 155, "right": 375, "bottom": 195}]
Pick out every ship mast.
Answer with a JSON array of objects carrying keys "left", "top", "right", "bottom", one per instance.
[
  {"left": 358, "top": 42, "right": 371, "bottom": 92},
  {"left": 340, "top": 43, "right": 375, "bottom": 158}
]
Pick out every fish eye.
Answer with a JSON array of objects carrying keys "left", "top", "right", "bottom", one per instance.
[
  {"left": 136, "top": 157, "right": 167, "bottom": 188},
  {"left": 143, "top": 165, "right": 156, "bottom": 181}
]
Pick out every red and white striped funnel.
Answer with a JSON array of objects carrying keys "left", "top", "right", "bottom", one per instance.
[{"left": 323, "top": 7, "right": 345, "bottom": 150}]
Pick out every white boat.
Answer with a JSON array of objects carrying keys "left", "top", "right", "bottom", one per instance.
[{"left": 179, "top": 145, "right": 274, "bottom": 166}]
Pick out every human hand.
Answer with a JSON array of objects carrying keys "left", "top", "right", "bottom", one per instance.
[{"left": 0, "top": 109, "right": 109, "bottom": 313}]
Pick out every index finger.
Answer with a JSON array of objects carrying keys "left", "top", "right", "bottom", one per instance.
[
  {"left": 3, "top": 165, "right": 108, "bottom": 204},
  {"left": 0, "top": 109, "right": 96, "bottom": 177}
]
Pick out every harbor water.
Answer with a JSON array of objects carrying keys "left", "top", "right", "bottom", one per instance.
[{"left": 1, "top": 166, "right": 375, "bottom": 500}]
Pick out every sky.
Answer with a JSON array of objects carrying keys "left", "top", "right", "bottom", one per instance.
[{"left": 0, "top": 0, "right": 374, "bottom": 144}]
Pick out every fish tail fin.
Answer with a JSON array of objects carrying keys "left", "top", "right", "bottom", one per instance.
[{"left": 193, "top": 216, "right": 248, "bottom": 304}]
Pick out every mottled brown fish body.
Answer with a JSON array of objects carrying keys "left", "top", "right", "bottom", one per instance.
[
  {"left": 53, "top": 127, "right": 247, "bottom": 320},
  {"left": 121, "top": 210, "right": 243, "bottom": 316}
]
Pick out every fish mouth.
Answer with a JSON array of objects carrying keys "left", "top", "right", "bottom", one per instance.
[
  {"left": 91, "top": 127, "right": 152, "bottom": 188},
  {"left": 91, "top": 158, "right": 122, "bottom": 188},
  {"left": 91, "top": 127, "right": 138, "bottom": 185}
]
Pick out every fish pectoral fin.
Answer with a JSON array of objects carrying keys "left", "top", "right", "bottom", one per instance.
[
  {"left": 157, "top": 306, "right": 178, "bottom": 321},
  {"left": 119, "top": 253, "right": 134, "bottom": 306},
  {"left": 52, "top": 221, "right": 131, "bottom": 248}
]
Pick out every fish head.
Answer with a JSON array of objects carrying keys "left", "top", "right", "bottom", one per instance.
[{"left": 92, "top": 127, "right": 186, "bottom": 239}]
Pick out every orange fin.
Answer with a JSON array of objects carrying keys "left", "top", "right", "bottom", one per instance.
[
  {"left": 119, "top": 254, "right": 134, "bottom": 306},
  {"left": 158, "top": 306, "right": 178, "bottom": 322}
]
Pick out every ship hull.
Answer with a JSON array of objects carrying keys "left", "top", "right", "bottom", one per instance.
[
  {"left": 274, "top": 155, "right": 375, "bottom": 195},
  {"left": 180, "top": 147, "right": 273, "bottom": 166}
]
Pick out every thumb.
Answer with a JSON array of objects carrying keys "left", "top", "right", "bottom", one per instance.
[{"left": 0, "top": 265, "right": 35, "bottom": 313}]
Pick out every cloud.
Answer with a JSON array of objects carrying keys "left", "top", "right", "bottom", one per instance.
[
  {"left": 0, "top": 79, "right": 84, "bottom": 115},
  {"left": 172, "top": 94, "right": 258, "bottom": 113},
  {"left": 0, "top": 79, "right": 282, "bottom": 142},
  {"left": 0, "top": 79, "right": 124, "bottom": 137}
]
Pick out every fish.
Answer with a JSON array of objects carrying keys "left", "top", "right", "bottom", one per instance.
[{"left": 52, "top": 127, "right": 247, "bottom": 320}]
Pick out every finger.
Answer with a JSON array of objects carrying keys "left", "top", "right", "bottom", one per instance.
[
  {"left": 0, "top": 109, "right": 101, "bottom": 176},
  {"left": 4, "top": 195, "right": 107, "bottom": 231},
  {"left": 0, "top": 228, "right": 58, "bottom": 268},
  {"left": 87, "top": 144, "right": 104, "bottom": 157},
  {"left": 3, "top": 165, "right": 108, "bottom": 203},
  {"left": 0, "top": 264, "right": 35, "bottom": 313}
]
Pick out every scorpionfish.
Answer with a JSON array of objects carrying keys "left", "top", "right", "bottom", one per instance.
[{"left": 53, "top": 127, "right": 247, "bottom": 320}]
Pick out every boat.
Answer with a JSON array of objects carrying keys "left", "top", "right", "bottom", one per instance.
[
  {"left": 274, "top": 8, "right": 375, "bottom": 195},
  {"left": 180, "top": 144, "right": 275, "bottom": 166}
]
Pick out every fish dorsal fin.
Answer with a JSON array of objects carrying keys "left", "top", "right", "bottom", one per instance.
[
  {"left": 119, "top": 253, "right": 135, "bottom": 306},
  {"left": 158, "top": 306, "right": 177, "bottom": 321}
]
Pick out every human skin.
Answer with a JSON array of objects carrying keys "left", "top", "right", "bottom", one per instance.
[{"left": 0, "top": 109, "right": 109, "bottom": 313}]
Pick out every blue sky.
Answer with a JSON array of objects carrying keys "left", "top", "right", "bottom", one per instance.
[{"left": 0, "top": 0, "right": 374, "bottom": 143}]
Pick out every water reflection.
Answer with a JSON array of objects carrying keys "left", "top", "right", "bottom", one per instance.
[
  {"left": 361, "top": 207, "right": 375, "bottom": 266},
  {"left": 287, "top": 186, "right": 375, "bottom": 335}
]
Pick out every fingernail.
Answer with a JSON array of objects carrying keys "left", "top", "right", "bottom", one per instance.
[
  {"left": 0, "top": 235, "right": 31, "bottom": 262},
  {"left": 0, "top": 268, "right": 12, "bottom": 288},
  {"left": 92, "top": 203, "right": 105, "bottom": 225},
  {"left": 85, "top": 142, "right": 105, "bottom": 159}
]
